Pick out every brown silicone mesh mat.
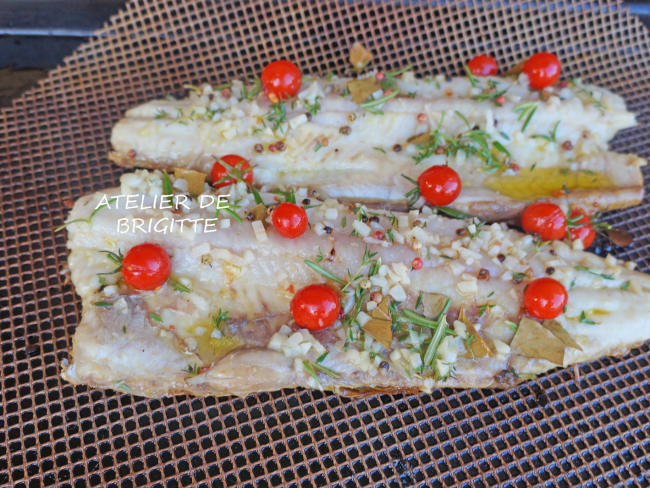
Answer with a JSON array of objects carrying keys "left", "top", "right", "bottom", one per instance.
[{"left": 1, "top": 1, "right": 650, "bottom": 486}]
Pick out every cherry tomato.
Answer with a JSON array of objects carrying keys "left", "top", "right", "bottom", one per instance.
[
  {"left": 122, "top": 243, "right": 171, "bottom": 291},
  {"left": 467, "top": 55, "right": 498, "bottom": 76},
  {"left": 523, "top": 277, "right": 568, "bottom": 319},
  {"left": 261, "top": 60, "right": 302, "bottom": 101},
  {"left": 291, "top": 284, "right": 341, "bottom": 330},
  {"left": 567, "top": 207, "right": 595, "bottom": 249},
  {"left": 522, "top": 52, "right": 561, "bottom": 90},
  {"left": 271, "top": 202, "right": 308, "bottom": 238},
  {"left": 211, "top": 154, "right": 253, "bottom": 189},
  {"left": 417, "top": 165, "right": 462, "bottom": 206},
  {"left": 521, "top": 202, "right": 566, "bottom": 241}
]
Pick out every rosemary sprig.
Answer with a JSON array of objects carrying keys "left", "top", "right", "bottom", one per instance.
[
  {"left": 240, "top": 78, "right": 262, "bottom": 101},
  {"left": 413, "top": 112, "right": 446, "bottom": 164},
  {"left": 169, "top": 277, "right": 192, "bottom": 293},
  {"left": 212, "top": 308, "right": 230, "bottom": 330},
  {"left": 97, "top": 249, "right": 124, "bottom": 275},
  {"left": 579, "top": 311, "right": 596, "bottom": 325},
  {"left": 360, "top": 89, "right": 400, "bottom": 114},
  {"left": 514, "top": 102, "right": 538, "bottom": 133},
  {"left": 463, "top": 64, "right": 478, "bottom": 88},
  {"left": 531, "top": 121, "right": 560, "bottom": 143},
  {"left": 55, "top": 197, "right": 117, "bottom": 232},
  {"left": 574, "top": 265, "right": 614, "bottom": 280},
  {"left": 435, "top": 206, "right": 472, "bottom": 220},
  {"left": 304, "top": 96, "right": 321, "bottom": 116},
  {"left": 265, "top": 102, "right": 287, "bottom": 131},
  {"left": 185, "top": 364, "right": 201, "bottom": 375},
  {"left": 304, "top": 260, "right": 346, "bottom": 285}
]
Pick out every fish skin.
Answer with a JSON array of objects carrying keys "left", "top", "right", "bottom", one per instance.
[
  {"left": 110, "top": 73, "right": 645, "bottom": 220},
  {"left": 60, "top": 170, "right": 650, "bottom": 397}
]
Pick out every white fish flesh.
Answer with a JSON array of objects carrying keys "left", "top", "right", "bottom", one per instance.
[{"left": 60, "top": 170, "right": 650, "bottom": 397}]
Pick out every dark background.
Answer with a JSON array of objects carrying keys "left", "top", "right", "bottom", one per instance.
[{"left": 1, "top": 0, "right": 650, "bottom": 105}]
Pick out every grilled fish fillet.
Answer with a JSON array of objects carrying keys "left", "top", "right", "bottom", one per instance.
[
  {"left": 61, "top": 170, "right": 650, "bottom": 397},
  {"left": 110, "top": 73, "right": 645, "bottom": 220}
]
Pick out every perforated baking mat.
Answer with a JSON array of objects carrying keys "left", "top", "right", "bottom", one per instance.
[{"left": 1, "top": 1, "right": 650, "bottom": 486}]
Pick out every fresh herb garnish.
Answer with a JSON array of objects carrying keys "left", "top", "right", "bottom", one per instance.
[
  {"left": 574, "top": 265, "right": 614, "bottom": 280},
  {"left": 55, "top": 197, "right": 118, "bottom": 232},
  {"left": 212, "top": 308, "right": 230, "bottom": 331},
  {"left": 240, "top": 78, "right": 262, "bottom": 101},
  {"left": 304, "top": 260, "right": 346, "bottom": 285},
  {"left": 579, "top": 311, "right": 596, "bottom": 325},
  {"left": 97, "top": 249, "right": 124, "bottom": 275},
  {"left": 531, "top": 121, "right": 560, "bottom": 143},
  {"left": 413, "top": 112, "right": 446, "bottom": 164},
  {"left": 265, "top": 102, "right": 287, "bottom": 131},
  {"left": 93, "top": 301, "right": 113, "bottom": 308},
  {"left": 150, "top": 312, "right": 162, "bottom": 323},
  {"left": 435, "top": 206, "right": 472, "bottom": 220},
  {"left": 471, "top": 79, "right": 508, "bottom": 105},
  {"left": 514, "top": 102, "right": 538, "bottom": 133},
  {"left": 185, "top": 364, "right": 201, "bottom": 375},
  {"left": 620, "top": 280, "right": 631, "bottom": 290},
  {"left": 463, "top": 64, "right": 478, "bottom": 88},
  {"left": 360, "top": 89, "right": 400, "bottom": 114},
  {"left": 505, "top": 320, "right": 518, "bottom": 333},
  {"left": 304, "top": 96, "right": 321, "bottom": 116},
  {"left": 169, "top": 277, "right": 192, "bottom": 293}
]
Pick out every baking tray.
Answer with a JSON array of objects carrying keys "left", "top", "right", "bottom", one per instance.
[{"left": 1, "top": 1, "right": 649, "bottom": 486}]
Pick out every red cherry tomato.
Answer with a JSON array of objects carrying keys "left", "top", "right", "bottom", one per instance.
[
  {"left": 261, "top": 60, "right": 302, "bottom": 101},
  {"left": 567, "top": 207, "right": 595, "bottom": 249},
  {"left": 271, "top": 202, "right": 308, "bottom": 238},
  {"left": 417, "top": 165, "right": 462, "bottom": 206},
  {"left": 467, "top": 55, "right": 498, "bottom": 76},
  {"left": 211, "top": 154, "right": 253, "bottom": 189},
  {"left": 522, "top": 52, "right": 561, "bottom": 90},
  {"left": 122, "top": 243, "right": 171, "bottom": 291},
  {"left": 290, "top": 284, "right": 341, "bottom": 330},
  {"left": 521, "top": 202, "right": 566, "bottom": 241},
  {"left": 523, "top": 277, "right": 568, "bottom": 320}
]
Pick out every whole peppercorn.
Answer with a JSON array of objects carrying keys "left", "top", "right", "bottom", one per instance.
[
  {"left": 545, "top": 266, "right": 555, "bottom": 275},
  {"left": 339, "top": 126, "right": 351, "bottom": 135},
  {"left": 562, "top": 141, "right": 573, "bottom": 151},
  {"left": 477, "top": 268, "right": 490, "bottom": 280},
  {"left": 275, "top": 141, "right": 286, "bottom": 152},
  {"left": 497, "top": 253, "right": 506, "bottom": 262},
  {"left": 254, "top": 143, "right": 264, "bottom": 153},
  {"left": 392, "top": 144, "right": 402, "bottom": 152},
  {"left": 417, "top": 113, "right": 426, "bottom": 123}
]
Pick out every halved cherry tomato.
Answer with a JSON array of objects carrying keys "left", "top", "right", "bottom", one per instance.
[
  {"left": 261, "top": 60, "right": 302, "bottom": 102},
  {"left": 567, "top": 207, "right": 595, "bottom": 249},
  {"left": 521, "top": 202, "right": 566, "bottom": 241},
  {"left": 211, "top": 154, "right": 253, "bottom": 189},
  {"left": 122, "top": 243, "right": 171, "bottom": 291},
  {"left": 271, "top": 202, "right": 308, "bottom": 238},
  {"left": 418, "top": 165, "right": 462, "bottom": 206},
  {"left": 523, "top": 277, "right": 568, "bottom": 319},
  {"left": 522, "top": 52, "right": 561, "bottom": 90},
  {"left": 291, "top": 284, "right": 341, "bottom": 330},
  {"left": 467, "top": 55, "right": 498, "bottom": 76}
]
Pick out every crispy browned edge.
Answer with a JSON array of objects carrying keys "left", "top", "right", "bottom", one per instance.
[{"left": 109, "top": 151, "right": 645, "bottom": 222}]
